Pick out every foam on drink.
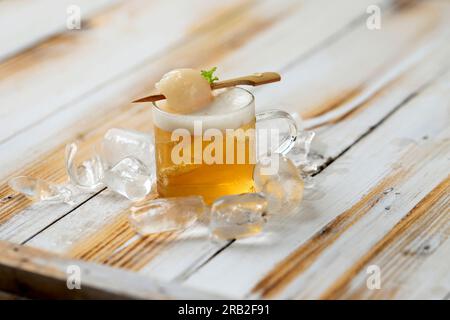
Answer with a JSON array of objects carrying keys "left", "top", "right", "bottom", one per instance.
[{"left": 153, "top": 87, "right": 255, "bottom": 132}]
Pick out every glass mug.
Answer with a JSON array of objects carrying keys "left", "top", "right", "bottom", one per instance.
[{"left": 152, "top": 87, "right": 297, "bottom": 204}]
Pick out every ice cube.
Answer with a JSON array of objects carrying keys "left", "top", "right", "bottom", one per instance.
[
  {"left": 286, "top": 130, "right": 315, "bottom": 167},
  {"left": 101, "top": 128, "right": 155, "bottom": 171},
  {"left": 254, "top": 153, "right": 304, "bottom": 214},
  {"left": 8, "top": 176, "right": 73, "bottom": 204},
  {"left": 103, "top": 157, "right": 153, "bottom": 201},
  {"left": 209, "top": 193, "right": 268, "bottom": 240},
  {"left": 302, "top": 175, "right": 316, "bottom": 189},
  {"left": 65, "top": 143, "right": 104, "bottom": 191},
  {"left": 128, "top": 196, "right": 207, "bottom": 235}
]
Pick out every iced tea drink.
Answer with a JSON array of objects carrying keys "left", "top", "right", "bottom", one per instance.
[{"left": 153, "top": 88, "right": 256, "bottom": 204}]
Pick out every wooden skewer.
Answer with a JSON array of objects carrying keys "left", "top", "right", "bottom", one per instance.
[{"left": 132, "top": 72, "right": 281, "bottom": 103}]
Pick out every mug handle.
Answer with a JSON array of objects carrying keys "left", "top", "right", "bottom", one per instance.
[{"left": 256, "top": 109, "right": 298, "bottom": 155}]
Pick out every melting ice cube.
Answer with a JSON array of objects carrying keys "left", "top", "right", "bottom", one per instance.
[
  {"left": 128, "top": 196, "right": 207, "bottom": 235},
  {"left": 103, "top": 157, "right": 153, "bottom": 201},
  {"left": 65, "top": 143, "right": 104, "bottom": 191},
  {"left": 101, "top": 128, "right": 155, "bottom": 171},
  {"left": 254, "top": 154, "right": 304, "bottom": 214},
  {"left": 8, "top": 176, "right": 73, "bottom": 204},
  {"left": 209, "top": 193, "right": 268, "bottom": 240},
  {"left": 286, "top": 130, "right": 315, "bottom": 167}
]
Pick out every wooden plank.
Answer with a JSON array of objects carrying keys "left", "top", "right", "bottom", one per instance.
[
  {"left": 0, "top": 240, "right": 222, "bottom": 299},
  {"left": 0, "top": 0, "right": 119, "bottom": 62},
  {"left": 264, "top": 143, "right": 450, "bottom": 299},
  {"left": 11, "top": 0, "right": 394, "bottom": 254},
  {"left": 395, "top": 239, "right": 450, "bottom": 300},
  {"left": 0, "top": 0, "right": 446, "bottom": 300},
  {"left": 125, "top": 0, "right": 450, "bottom": 283},
  {"left": 181, "top": 71, "right": 450, "bottom": 298},
  {"left": 0, "top": 0, "right": 383, "bottom": 240},
  {"left": 310, "top": 41, "right": 450, "bottom": 170},
  {"left": 3, "top": 0, "right": 450, "bottom": 298},
  {"left": 0, "top": 0, "right": 299, "bottom": 242},
  {"left": 210, "top": 0, "right": 396, "bottom": 76},
  {"left": 0, "top": 0, "right": 387, "bottom": 178},
  {"left": 16, "top": 0, "right": 449, "bottom": 287},
  {"left": 256, "top": 0, "right": 450, "bottom": 117},
  {"left": 0, "top": 0, "right": 247, "bottom": 145},
  {"left": 320, "top": 178, "right": 449, "bottom": 299}
]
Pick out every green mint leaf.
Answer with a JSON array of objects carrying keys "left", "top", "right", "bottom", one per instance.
[{"left": 201, "top": 67, "right": 219, "bottom": 84}]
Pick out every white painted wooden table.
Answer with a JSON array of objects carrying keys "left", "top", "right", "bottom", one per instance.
[{"left": 0, "top": 0, "right": 449, "bottom": 299}]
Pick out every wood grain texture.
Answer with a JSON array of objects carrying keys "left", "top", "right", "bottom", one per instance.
[
  {"left": 0, "top": 240, "right": 222, "bottom": 299},
  {"left": 321, "top": 177, "right": 450, "bottom": 299},
  {"left": 251, "top": 73, "right": 450, "bottom": 299},
  {"left": 394, "top": 237, "right": 450, "bottom": 300},
  {"left": 257, "top": 0, "right": 450, "bottom": 118},
  {"left": 0, "top": 0, "right": 119, "bottom": 62},
  {"left": 1, "top": 0, "right": 396, "bottom": 242},
  {"left": 0, "top": 0, "right": 375, "bottom": 178},
  {"left": 252, "top": 170, "right": 409, "bottom": 298},
  {"left": 0, "top": 0, "right": 296, "bottom": 243},
  {"left": 17, "top": 0, "right": 399, "bottom": 272},
  {"left": 66, "top": 196, "right": 185, "bottom": 272},
  {"left": 0, "top": 0, "right": 448, "bottom": 299},
  {"left": 16, "top": 0, "right": 450, "bottom": 290},
  {"left": 0, "top": 0, "right": 249, "bottom": 144},
  {"left": 144, "top": 0, "right": 450, "bottom": 291},
  {"left": 184, "top": 71, "right": 450, "bottom": 298}
]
